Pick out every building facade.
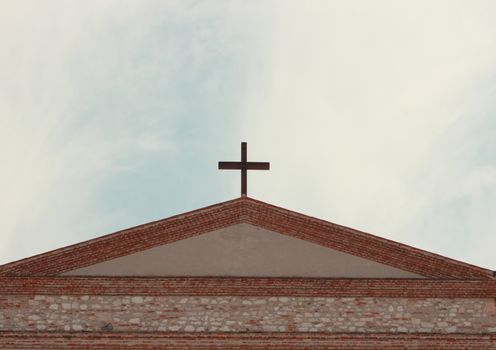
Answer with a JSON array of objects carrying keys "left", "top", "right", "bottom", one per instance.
[{"left": 1, "top": 197, "right": 495, "bottom": 349}]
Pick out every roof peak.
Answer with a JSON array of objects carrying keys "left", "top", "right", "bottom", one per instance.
[{"left": 0, "top": 197, "right": 493, "bottom": 280}]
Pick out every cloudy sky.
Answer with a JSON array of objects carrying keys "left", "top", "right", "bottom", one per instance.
[{"left": 1, "top": 1, "right": 495, "bottom": 270}]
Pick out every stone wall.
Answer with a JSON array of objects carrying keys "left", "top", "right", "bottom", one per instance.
[{"left": 1, "top": 295, "right": 496, "bottom": 334}]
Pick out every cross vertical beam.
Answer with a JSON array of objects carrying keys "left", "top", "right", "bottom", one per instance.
[
  {"left": 241, "top": 142, "right": 247, "bottom": 196},
  {"left": 218, "top": 142, "right": 270, "bottom": 196}
]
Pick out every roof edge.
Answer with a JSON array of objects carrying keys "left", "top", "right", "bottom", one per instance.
[
  {"left": 0, "top": 197, "right": 245, "bottom": 274},
  {"left": 240, "top": 197, "right": 494, "bottom": 280},
  {"left": 0, "top": 196, "right": 492, "bottom": 279},
  {"left": 243, "top": 197, "right": 496, "bottom": 277}
]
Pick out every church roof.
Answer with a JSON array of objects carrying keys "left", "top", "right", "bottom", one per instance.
[{"left": 0, "top": 196, "right": 493, "bottom": 279}]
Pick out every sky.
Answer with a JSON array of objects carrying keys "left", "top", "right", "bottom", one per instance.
[{"left": 1, "top": 1, "right": 496, "bottom": 270}]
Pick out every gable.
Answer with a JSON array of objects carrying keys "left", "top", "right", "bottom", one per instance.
[
  {"left": 0, "top": 197, "right": 493, "bottom": 279},
  {"left": 63, "top": 223, "right": 424, "bottom": 278}
]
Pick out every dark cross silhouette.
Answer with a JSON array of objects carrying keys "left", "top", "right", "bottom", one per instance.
[{"left": 218, "top": 142, "right": 270, "bottom": 196}]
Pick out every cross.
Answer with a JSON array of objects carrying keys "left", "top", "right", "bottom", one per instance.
[{"left": 218, "top": 142, "right": 270, "bottom": 196}]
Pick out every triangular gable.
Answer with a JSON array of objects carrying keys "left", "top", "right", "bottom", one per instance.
[
  {"left": 0, "top": 197, "right": 493, "bottom": 279},
  {"left": 62, "top": 224, "right": 424, "bottom": 278}
]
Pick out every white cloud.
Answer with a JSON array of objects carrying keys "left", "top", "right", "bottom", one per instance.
[
  {"left": 0, "top": 1, "right": 198, "bottom": 262},
  {"left": 1, "top": 1, "right": 495, "bottom": 272},
  {"left": 0, "top": 1, "right": 276, "bottom": 264},
  {"left": 241, "top": 1, "right": 496, "bottom": 268}
]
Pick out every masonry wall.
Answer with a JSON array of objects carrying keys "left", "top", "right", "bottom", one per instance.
[{"left": 1, "top": 295, "right": 496, "bottom": 334}]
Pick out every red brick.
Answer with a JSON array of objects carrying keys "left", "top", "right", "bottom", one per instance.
[
  {"left": 1, "top": 277, "right": 495, "bottom": 298},
  {"left": 1, "top": 332, "right": 495, "bottom": 349}
]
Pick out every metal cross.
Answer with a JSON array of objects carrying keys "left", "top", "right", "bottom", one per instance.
[{"left": 218, "top": 142, "right": 270, "bottom": 196}]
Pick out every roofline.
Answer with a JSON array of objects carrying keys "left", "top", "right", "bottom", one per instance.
[
  {"left": 244, "top": 197, "right": 495, "bottom": 278},
  {"left": 0, "top": 196, "right": 493, "bottom": 279},
  {"left": 0, "top": 197, "right": 242, "bottom": 272}
]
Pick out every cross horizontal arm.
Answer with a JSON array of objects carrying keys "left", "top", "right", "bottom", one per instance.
[
  {"left": 218, "top": 161, "right": 242, "bottom": 170},
  {"left": 218, "top": 161, "right": 270, "bottom": 170},
  {"left": 246, "top": 162, "right": 270, "bottom": 170}
]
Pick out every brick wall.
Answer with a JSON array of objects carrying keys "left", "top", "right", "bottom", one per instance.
[
  {"left": 2, "top": 332, "right": 496, "bottom": 350},
  {"left": 2, "top": 277, "right": 496, "bottom": 297}
]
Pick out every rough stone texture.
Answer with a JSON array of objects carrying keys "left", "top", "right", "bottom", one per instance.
[{"left": 1, "top": 295, "right": 495, "bottom": 333}]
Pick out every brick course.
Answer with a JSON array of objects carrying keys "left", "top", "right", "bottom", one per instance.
[
  {"left": 1, "top": 332, "right": 496, "bottom": 349},
  {"left": 1, "top": 277, "right": 496, "bottom": 298}
]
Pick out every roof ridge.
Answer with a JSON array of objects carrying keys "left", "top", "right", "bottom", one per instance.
[{"left": 0, "top": 196, "right": 492, "bottom": 279}]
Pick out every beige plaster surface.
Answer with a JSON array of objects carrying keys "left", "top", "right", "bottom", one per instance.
[{"left": 64, "top": 224, "right": 424, "bottom": 278}]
